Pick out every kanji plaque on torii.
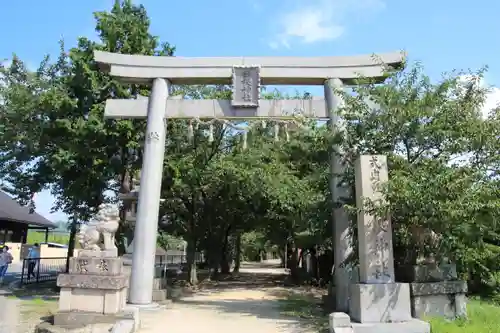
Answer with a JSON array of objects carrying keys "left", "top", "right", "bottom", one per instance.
[{"left": 231, "top": 65, "right": 260, "bottom": 108}]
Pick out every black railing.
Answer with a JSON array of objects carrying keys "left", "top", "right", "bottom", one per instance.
[
  {"left": 155, "top": 253, "right": 204, "bottom": 266},
  {"left": 154, "top": 253, "right": 204, "bottom": 278},
  {"left": 20, "top": 257, "right": 68, "bottom": 285},
  {"left": 19, "top": 254, "right": 204, "bottom": 284}
]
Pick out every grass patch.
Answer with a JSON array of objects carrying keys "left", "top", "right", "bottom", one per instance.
[
  {"left": 27, "top": 231, "right": 70, "bottom": 245},
  {"left": 20, "top": 301, "right": 57, "bottom": 322},
  {"left": 275, "top": 292, "right": 500, "bottom": 333},
  {"left": 275, "top": 290, "right": 329, "bottom": 333},
  {"left": 428, "top": 298, "right": 500, "bottom": 333},
  {"left": 7, "top": 281, "right": 59, "bottom": 300}
]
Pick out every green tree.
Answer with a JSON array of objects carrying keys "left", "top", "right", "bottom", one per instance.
[
  {"left": 340, "top": 64, "right": 500, "bottom": 291},
  {"left": 0, "top": 0, "right": 175, "bottom": 264}
]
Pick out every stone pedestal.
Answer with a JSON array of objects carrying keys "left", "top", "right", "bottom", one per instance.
[
  {"left": 349, "top": 283, "right": 412, "bottom": 323},
  {"left": 54, "top": 256, "right": 129, "bottom": 327},
  {"left": 329, "top": 312, "right": 430, "bottom": 333},
  {"left": 405, "top": 263, "right": 467, "bottom": 319}
]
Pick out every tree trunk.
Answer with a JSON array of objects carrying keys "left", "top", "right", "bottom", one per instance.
[
  {"left": 289, "top": 248, "right": 300, "bottom": 281},
  {"left": 205, "top": 237, "right": 220, "bottom": 280},
  {"left": 220, "top": 228, "right": 231, "bottom": 275},
  {"left": 279, "top": 248, "right": 286, "bottom": 268},
  {"left": 186, "top": 239, "right": 198, "bottom": 285},
  {"left": 233, "top": 233, "right": 241, "bottom": 273},
  {"left": 65, "top": 219, "right": 77, "bottom": 273}
]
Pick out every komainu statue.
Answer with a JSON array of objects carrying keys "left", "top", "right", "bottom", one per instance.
[{"left": 77, "top": 203, "right": 120, "bottom": 254}]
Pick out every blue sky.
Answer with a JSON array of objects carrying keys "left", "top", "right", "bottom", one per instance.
[{"left": 1, "top": 0, "right": 499, "bottom": 222}]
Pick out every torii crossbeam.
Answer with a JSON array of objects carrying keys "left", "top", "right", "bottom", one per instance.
[{"left": 94, "top": 50, "right": 404, "bottom": 306}]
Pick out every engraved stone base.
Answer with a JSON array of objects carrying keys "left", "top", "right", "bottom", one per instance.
[
  {"left": 57, "top": 273, "right": 128, "bottom": 290},
  {"left": 349, "top": 283, "right": 412, "bottom": 323},
  {"left": 57, "top": 262, "right": 129, "bottom": 315},
  {"left": 69, "top": 257, "right": 123, "bottom": 276}
]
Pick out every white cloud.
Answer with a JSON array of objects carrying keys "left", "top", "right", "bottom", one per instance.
[
  {"left": 268, "top": 0, "right": 385, "bottom": 49},
  {"left": 1, "top": 59, "right": 12, "bottom": 67},
  {"left": 482, "top": 86, "right": 500, "bottom": 118},
  {"left": 458, "top": 75, "right": 500, "bottom": 119},
  {"left": 447, "top": 76, "right": 499, "bottom": 168}
]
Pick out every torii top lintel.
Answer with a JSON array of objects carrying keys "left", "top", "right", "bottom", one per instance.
[{"left": 93, "top": 51, "right": 405, "bottom": 86}]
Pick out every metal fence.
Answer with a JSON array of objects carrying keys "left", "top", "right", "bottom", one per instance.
[
  {"left": 20, "top": 257, "right": 67, "bottom": 285},
  {"left": 154, "top": 253, "right": 204, "bottom": 278},
  {"left": 156, "top": 252, "right": 204, "bottom": 265},
  {"left": 19, "top": 253, "right": 204, "bottom": 284}
]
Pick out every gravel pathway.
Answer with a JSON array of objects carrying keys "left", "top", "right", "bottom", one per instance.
[
  {"left": 0, "top": 290, "right": 23, "bottom": 333},
  {"left": 137, "top": 264, "right": 315, "bottom": 333},
  {"left": 0, "top": 289, "right": 112, "bottom": 333},
  {"left": 138, "top": 288, "right": 314, "bottom": 333},
  {"left": 0, "top": 262, "right": 315, "bottom": 333}
]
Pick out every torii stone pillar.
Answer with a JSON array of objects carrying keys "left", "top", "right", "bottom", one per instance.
[
  {"left": 94, "top": 50, "right": 404, "bottom": 305},
  {"left": 325, "top": 78, "right": 353, "bottom": 312},
  {"left": 129, "top": 78, "right": 170, "bottom": 304}
]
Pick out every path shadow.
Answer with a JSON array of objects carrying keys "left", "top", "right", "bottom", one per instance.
[
  {"left": 174, "top": 288, "right": 327, "bottom": 332},
  {"left": 3, "top": 281, "right": 59, "bottom": 301},
  {"left": 172, "top": 263, "right": 327, "bottom": 332},
  {"left": 197, "top": 271, "right": 288, "bottom": 290},
  {"left": 0, "top": 282, "right": 58, "bottom": 332}
]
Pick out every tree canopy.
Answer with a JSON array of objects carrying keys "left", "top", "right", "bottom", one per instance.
[{"left": 0, "top": 0, "right": 499, "bottom": 295}]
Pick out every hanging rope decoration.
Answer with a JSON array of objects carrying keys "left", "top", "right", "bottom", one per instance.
[{"left": 186, "top": 117, "right": 305, "bottom": 149}]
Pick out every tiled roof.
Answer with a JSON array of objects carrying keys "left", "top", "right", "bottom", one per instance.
[{"left": 0, "top": 191, "right": 56, "bottom": 228}]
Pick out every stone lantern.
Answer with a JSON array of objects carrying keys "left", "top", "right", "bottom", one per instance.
[{"left": 118, "top": 177, "right": 140, "bottom": 254}]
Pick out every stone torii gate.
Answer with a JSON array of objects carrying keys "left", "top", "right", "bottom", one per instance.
[{"left": 94, "top": 51, "right": 403, "bottom": 306}]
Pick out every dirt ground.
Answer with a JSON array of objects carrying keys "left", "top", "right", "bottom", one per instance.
[
  {"left": 0, "top": 283, "right": 114, "bottom": 333},
  {"left": 0, "top": 290, "right": 57, "bottom": 333},
  {"left": 138, "top": 262, "right": 327, "bottom": 333},
  {"left": 0, "top": 262, "right": 327, "bottom": 333}
]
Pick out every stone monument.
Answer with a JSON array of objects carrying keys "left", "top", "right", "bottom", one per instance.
[
  {"left": 329, "top": 155, "right": 429, "bottom": 333},
  {"left": 52, "top": 203, "right": 133, "bottom": 328},
  {"left": 349, "top": 155, "right": 408, "bottom": 321}
]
